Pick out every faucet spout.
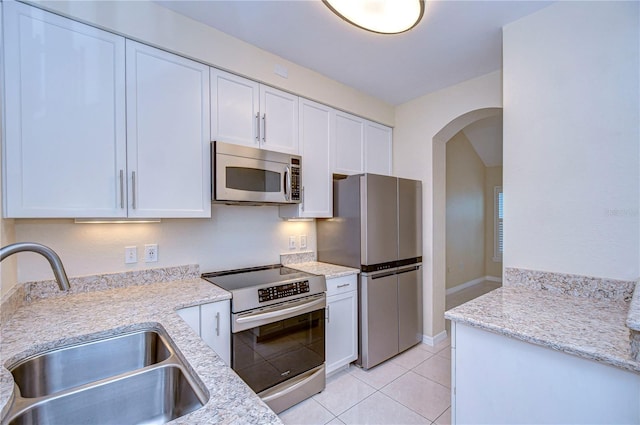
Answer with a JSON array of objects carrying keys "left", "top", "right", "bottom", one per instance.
[{"left": 0, "top": 242, "right": 71, "bottom": 291}]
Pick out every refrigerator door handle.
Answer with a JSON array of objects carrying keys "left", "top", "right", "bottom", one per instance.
[
  {"left": 370, "top": 270, "right": 397, "bottom": 280},
  {"left": 396, "top": 265, "right": 421, "bottom": 275}
]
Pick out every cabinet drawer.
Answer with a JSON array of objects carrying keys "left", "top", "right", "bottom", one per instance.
[{"left": 326, "top": 274, "right": 357, "bottom": 296}]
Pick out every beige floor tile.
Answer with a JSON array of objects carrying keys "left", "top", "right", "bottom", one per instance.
[
  {"left": 279, "top": 396, "right": 335, "bottom": 425},
  {"left": 349, "top": 361, "right": 408, "bottom": 389},
  {"left": 338, "top": 392, "right": 430, "bottom": 425},
  {"left": 313, "top": 371, "right": 376, "bottom": 416},
  {"left": 390, "top": 345, "right": 434, "bottom": 369},
  {"left": 434, "top": 407, "right": 451, "bottom": 425},
  {"left": 436, "top": 346, "right": 451, "bottom": 359},
  {"left": 413, "top": 354, "right": 451, "bottom": 388},
  {"left": 381, "top": 371, "right": 450, "bottom": 421}
]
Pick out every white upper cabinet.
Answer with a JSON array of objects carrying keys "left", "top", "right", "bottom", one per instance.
[
  {"left": 280, "top": 98, "right": 333, "bottom": 218},
  {"left": 332, "top": 110, "right": 393, "bottom": 176},
  {"left": 126, "top": 40, "right": 211, "bottom": 218},
  {"left": 210, "top": 68, "right": 260, "bottom": 147},
  {"left": 3, "top": 1, "right": 127, "bottom": 218},
  {"left": 259, "top": 85, "right": 299, "bottom": 154},
  {"left": 210, "top": 68, "right": 299, "bottom": 154},
  {"left": 364, "top": 121, "right": 393, "bottom": 176},
  {"left": 3, "top": 3, "right": 211, "bottom": 218},
  {"left": 333, "top": 111, "right": 365, "bottom": 176}
]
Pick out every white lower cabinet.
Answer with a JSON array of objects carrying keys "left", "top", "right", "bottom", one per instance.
[
  {"left": 177, "top": 301, "right": 230, "bottom": 366},
  {"left": 325, "top": 274, "right": 358, "bottom": 375},
  {"left": 452, "top": 322, "right": 640, "bottom": 424}
]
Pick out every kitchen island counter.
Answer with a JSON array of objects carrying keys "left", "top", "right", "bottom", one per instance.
[
  {"left": 0, "top": 269, "right": 282, "bottom": 424},
  {"left": 445, "top": 285, "right": 639, "bottom": 374}
]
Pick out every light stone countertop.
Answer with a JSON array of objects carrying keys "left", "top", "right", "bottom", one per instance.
[
  {"left": 445, "top": 285, "right": 640, "bottom": 374},
  {"left": 0, "top": 278, "right": 283, "bottom": 424},
  {"left": 287, "top": 261, "right": 359, "bottom": 279},
  {"left": 626, "top": 287, "right": 640, "bottom": 331}
]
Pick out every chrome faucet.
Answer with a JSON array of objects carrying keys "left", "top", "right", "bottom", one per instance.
[{"left": 0, "top": 242, "right": 71, "bottom": 291}]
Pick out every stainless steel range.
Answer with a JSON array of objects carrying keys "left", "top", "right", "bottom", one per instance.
[{"left": 202, "top": 265, "right": 327, "bottom": 414}]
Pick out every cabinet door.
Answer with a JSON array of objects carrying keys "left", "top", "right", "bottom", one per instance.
[
  {"left": 365, "top": 122, "right": 392, "bottom": 176},
  {"left": 333, "top": 111, "right": 364, "bottom": 175},
  {"left": 3, "top": 2, "right": 126, "bottom": 218},
  {"left": 126, "top": 40, "right": 211, "bottom": 218},
  {"left": 326, "top": 290, "right": 358, "bottom": 375},
  {"left": 280, "top": 98, "right": 332, "bottom": 218},
  {"left": 259, "top": 85, "right": 299, "bottom": 154},
  {"left": 200, "top": 301, "right": 231, "bottom": 366},
  {"left": 210, "top": 68, "right": 260, "bottom": 148}
]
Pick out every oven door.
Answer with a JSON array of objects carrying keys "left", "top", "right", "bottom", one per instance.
[
  {"left": 215, "top": 151, "right": 292, "bottom": 204},
  {"left": 231, "top": 294, "right": 325, "bottom": 399}
]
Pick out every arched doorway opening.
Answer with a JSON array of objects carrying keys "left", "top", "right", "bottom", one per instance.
[{"left": 431, "top": 107, "right": 503, "bottom": 338}]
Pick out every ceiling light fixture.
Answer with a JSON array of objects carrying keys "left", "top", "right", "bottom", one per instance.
[{"left": 323, "top": 0, "right": 425, "bottom": 34}]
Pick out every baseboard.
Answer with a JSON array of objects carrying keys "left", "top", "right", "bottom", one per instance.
[
  {"left": 446, "top": 275, "right": 502, "bottom": 295},
  {"left": 422, "top": 330, "right": 448, "bottom": 347}
]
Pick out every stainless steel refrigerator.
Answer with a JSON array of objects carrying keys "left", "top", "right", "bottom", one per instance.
[{"left": 317, "top": 173, "right": 423, "bottom": 369}]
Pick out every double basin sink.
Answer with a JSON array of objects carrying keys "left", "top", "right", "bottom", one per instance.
[{"left": 3, "top": 327, "right": 208, "bottom": 424}]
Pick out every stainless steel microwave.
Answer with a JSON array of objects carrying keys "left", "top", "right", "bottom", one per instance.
[{"left": 212, "top": 141, "right": 301, "bottom": 205}]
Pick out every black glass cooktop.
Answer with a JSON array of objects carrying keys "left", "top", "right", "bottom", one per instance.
[{"left": 201, "top": 264, "right": 314, "bottom": 291}]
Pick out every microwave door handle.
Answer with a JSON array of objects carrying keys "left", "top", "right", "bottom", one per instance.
[{"left": 284, "top": 166, "right": 291, "bottom": 201}]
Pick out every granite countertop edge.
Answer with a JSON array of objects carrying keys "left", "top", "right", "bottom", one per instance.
[
  {"left": 286, "top": 261, "right": 359, "bottom": 278},
  {"left": 626, "top": 286, "right": 640, "bottom": 331},
  {"left": 0, "top": 278, "right": 282, "bottom": 424},
  {"left": 445, "top": 286, "right": 640, "bottom": 375}
]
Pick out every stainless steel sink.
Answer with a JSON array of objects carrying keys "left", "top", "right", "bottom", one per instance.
[
  {"left": 11, "top": 329, "right": 172, "bottom": 398},
  {"left": 7, "top": 365, "right": 204, "bottom": 425},
  {"left": 2, "top": 328, "right": 208, "bottom": 425}
]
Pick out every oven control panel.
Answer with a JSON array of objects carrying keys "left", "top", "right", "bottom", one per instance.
[{"left": 259, "top": 280, "right": 310, "bottom": 302}]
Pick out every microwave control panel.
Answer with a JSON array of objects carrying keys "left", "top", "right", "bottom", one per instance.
[
  {"left": 259, "top": 280, "right": 309, "bottom": 302},
  {"left": 290, "top": 158, "right": 301, "bottom": 201}
]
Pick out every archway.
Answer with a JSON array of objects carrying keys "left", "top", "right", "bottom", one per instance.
[{"left": 431, "top": 107, "right": 503, "bottom": 338}]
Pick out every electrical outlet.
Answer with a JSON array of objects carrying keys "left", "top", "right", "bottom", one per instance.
[
  {"left": 144, "top": 244, "right": 158, "bottom": 262},
  {"left": 300, "top": 235, "right": 307, "bottom": 249},
  {"left": 289, "top": 236, "right": 296, "bottom": 250},
  {"left": 125, "top": 246, "right": 137, "bottom": 264}
]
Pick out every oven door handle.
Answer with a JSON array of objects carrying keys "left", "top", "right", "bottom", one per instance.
[{"left": 236, "top": 296, "right": 325, "bottom": 325}]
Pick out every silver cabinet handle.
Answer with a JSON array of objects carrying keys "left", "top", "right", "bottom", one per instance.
[
  {"left": 262, "top": 113, "right": 266, "bottom": 143},
  {"left": 215, "top": 312, "right": 220, "bottom": 337},
  {"left": 301, "top": 186, "right": 305, "bottom": 211},
  {"left": 119, "top": 169, "right": 124, "bottom": 209},
  {"left": 337, "top": 283, "right": 351, "bottom": 288},
  {"left": 131, "top": 171, "right": 136, "bottom": 209},
  {"left": 255, "top": 113, "right": 260, "bottom": 143},
  {"left": 326, "top": 305, "right": 330, "bottom": 323}
]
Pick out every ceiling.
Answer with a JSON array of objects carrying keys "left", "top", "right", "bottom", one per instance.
[{"left": 155, "top": 0, "right": 553, "bottom": 106}]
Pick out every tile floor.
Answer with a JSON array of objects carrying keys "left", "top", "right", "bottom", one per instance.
[
  {"left": 278, "top": 337, "right": 452, "bottom": 425},
  {"left": 278, "top": 281, "right": 501, "bottom": 425}
]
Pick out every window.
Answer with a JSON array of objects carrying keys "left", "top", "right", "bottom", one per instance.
[{"left": 493, "top": 186, "right": 503, "bottom": 262}]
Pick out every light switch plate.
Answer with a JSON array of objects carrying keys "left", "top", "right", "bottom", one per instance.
[
  {"left": 289, "top": 236, "right": 296, "bottom": 250},
  {"left": 300, "top": 235, "right": 307, "bottom": 249},
  {"left": 125, "top": 246, "right": 137, "bottom": 264}
]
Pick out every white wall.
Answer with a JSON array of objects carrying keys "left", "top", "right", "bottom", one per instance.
[
  {"left": 394, "top": 71, "right": 502, "bottom": 338},
  {"left": 12, "top": 207, "right": 316, "bottom": 284},
  {"left": 503, "top": 1, "right": 639, "bottom": 281}
]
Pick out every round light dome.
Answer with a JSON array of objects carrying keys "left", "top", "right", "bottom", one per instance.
[{"left": 323, "top": 0, "right": 425, "bottom": 34}]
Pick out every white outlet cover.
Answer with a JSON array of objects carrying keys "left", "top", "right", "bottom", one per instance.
[
  {"left": 144, "top": 244, "right": 158, "bottom": 262},
  {"left": 125, "top": 246, "right": 137, "bottom": 264}
]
